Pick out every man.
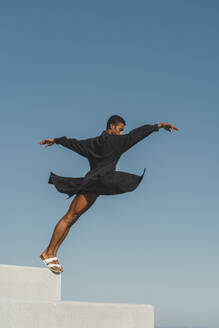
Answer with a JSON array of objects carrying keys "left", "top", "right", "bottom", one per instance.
[{"left": 38, "top": 115, "right": 179, "bottom": 273}]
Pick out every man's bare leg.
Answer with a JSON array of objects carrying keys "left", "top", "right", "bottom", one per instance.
[{"left": 40, "top": 192, "right": 99, "bottom": 272}]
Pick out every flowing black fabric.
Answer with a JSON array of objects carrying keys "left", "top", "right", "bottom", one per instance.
[{"left": 48, "top": 124, "right": 159, "bottom": 199}]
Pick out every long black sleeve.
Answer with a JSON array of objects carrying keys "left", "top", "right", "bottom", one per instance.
[
  {"left": 115, "top": 124, "right": 159, "bottom": 154},
  {"left": 54, "top": 136, "right": 90, "bottom": 158}
]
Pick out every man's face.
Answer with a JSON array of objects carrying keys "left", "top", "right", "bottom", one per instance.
[{"left": 110, "top": 122, "right": 125, "bottom": 135}]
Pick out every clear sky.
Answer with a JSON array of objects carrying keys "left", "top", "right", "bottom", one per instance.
[{"left": 0, "top": 1, "right": 218, "bottom": 327}]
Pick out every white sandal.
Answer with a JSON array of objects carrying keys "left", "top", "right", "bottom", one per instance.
[{"left": 40, "top": 256, "right": 64, "bottom": 273}]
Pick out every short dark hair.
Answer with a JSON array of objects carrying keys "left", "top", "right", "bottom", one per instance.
[{"left": 106, "top": 115, "right": 126, "bottom": 129}]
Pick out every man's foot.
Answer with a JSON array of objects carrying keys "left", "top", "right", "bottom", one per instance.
[{"left": 40, "top": 250, "right": 64, "bottom": 273}]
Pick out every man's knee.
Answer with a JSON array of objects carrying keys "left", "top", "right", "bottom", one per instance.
[
  {"left": 65, "top": 193, "right": 98, "bottom": 225},
  {"left": 63, "top": 212, "right": 78, "bottom": 227},
  {"left": 66, "top": 194, "right": 88, "bottom": 218}
]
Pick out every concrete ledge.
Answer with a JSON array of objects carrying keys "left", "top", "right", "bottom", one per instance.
[
  {"left": 57, "top": 301, "right": 154, "bottom": 328},
  {"left": 0, "top": 299, "right": 154, "bottom": 328},
  {"left": 0, "top": 264, "right": 61, "bottom": 301},
  {"left": 0, "top": 264, "right": 154, "bottom": 327}
]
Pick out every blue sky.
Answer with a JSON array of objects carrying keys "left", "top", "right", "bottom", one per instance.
[{"left": 0, "top": 1, "right": 218, "bottom": 327}]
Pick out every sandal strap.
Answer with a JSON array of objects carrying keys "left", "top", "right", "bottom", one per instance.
[
  {"left": 43, "top": 257, "right": 58, "bottom": 264},
  {"left": 47, "top": 263, "right": 61, "bottom": 268}
]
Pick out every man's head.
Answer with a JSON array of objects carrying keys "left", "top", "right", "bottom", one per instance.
[{"left": 106, "top": 115, "right": 126, "bottom": 135}]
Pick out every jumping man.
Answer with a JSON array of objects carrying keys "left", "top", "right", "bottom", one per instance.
[{"left": 38, "top": 115, "right": 179, "bottom": 273}]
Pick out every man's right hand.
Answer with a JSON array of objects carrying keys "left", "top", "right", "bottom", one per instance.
[
  {"left": 158, "top": 123, "right": 179, "bottom": 133},
  {"left": 38, "top": 138, "right": 55, "bottom": 147}
]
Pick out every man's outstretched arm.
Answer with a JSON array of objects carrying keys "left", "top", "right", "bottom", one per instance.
[
  {"left": 38, "top": 136, "right": 90, "bottom": 158},
  {"left": 115, "top": 122, "right": 179, "bottom": 154}
]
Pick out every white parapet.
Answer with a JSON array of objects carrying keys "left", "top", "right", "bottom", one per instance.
[
  {"left": 0, "top": 299, "right": 154, "bottom": 328},
  {"left": 0, "top": 264, "right": 154, "bottom": 328},
  {"left": 0, "top": 264, "right": 61, "bottom": 301}
]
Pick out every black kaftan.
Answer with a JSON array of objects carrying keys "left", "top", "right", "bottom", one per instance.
[{"left": 48, "top": 124, "right": 159, "bottom": 199}]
